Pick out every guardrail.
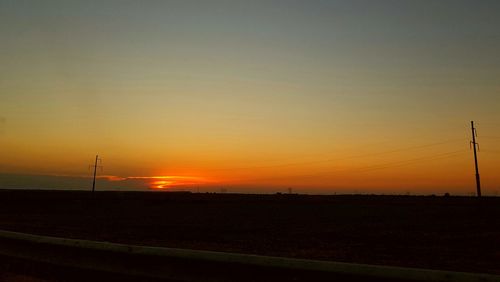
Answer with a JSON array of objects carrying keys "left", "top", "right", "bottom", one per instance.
[{"left": 0, "top": 230, "right": 498, "bottom": 282}]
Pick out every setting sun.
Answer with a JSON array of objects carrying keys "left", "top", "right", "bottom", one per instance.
[{"left": 151, "top": 180, "right": 172, "bottom": 189}]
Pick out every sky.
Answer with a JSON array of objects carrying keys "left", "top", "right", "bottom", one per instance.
[{"left": 1, "top": 0, "right": 499, "bottom": 194}]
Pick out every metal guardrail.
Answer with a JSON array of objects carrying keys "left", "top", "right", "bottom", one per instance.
[{"left": 0, "top": 230, "right": 498, "bottom": 282}]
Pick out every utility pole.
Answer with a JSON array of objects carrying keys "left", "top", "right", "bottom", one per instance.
[
  {"left": 470, "top": 121, "right": 481, "bottom": 197},
  {"left": 90, "top": 155, "right": 102, "bottom": 193}
]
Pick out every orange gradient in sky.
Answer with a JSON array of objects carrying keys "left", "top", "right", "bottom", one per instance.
[{"left": 1, "top": 1, "right": 500, "bottom": 195}]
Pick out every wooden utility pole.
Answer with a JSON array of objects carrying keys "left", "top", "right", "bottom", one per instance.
[
  {"left": 91, "top": 155, "right": 102, "bottom": 193},
  {"left": 470, "top": 121, "right": 481, "bottom": 197}
]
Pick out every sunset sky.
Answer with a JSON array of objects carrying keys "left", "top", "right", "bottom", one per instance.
[{"left": 1, "top": 0, "right": 499, "bottom": 194}]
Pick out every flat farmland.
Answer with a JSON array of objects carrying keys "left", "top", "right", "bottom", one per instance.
[{"left": 0, "top": 190, "right": 498, "bottom": 274}]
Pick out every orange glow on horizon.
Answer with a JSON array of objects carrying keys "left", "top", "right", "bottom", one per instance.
[
  {"left": 96, "top": 175, "right": 211, "bottom": 189},
  {"left": 138, "top": 176, "right": 209, "bottom": 189}
]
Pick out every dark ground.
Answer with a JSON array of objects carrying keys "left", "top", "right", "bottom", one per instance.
[{"left": 0, "top": 190, "right": 498, "bottom": 275}]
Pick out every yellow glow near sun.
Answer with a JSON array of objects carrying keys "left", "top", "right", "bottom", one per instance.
[
  {"left": 129, "top": 176, "right": 209, "bottom": 189},
  {"left": 152, "top": 180, "right": 172, "bottom": 189}
]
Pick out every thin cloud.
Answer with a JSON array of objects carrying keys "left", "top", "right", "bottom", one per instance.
[{"left": 97, "top": 175, "right": 209, "bottom": 189}]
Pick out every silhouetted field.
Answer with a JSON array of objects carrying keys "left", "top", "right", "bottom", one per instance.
[{"left": 0, "top": 190, "right": 498, "bottom": 274}]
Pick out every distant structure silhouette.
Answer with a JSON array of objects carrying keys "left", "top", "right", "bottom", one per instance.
[
  {"left": 470, "top": 121, "right": 481, "bottom": 197},
  {"left": 89, "top": 155, "right": 103, "bottom": 193}
]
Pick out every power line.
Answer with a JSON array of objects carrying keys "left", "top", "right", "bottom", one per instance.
[
  {"left": 480, "top": 136, "right": 500, "bottom": 140},
  {"left": 342, "top": 150, "right": 465, "bottom": 173},
  {"left": 481, "top": 149, "right": 500, "bottom": 154},
  {"left": 237, "top": 149, "right": 467, "bottom": 183},
  {"left": 202, "top": 138, "right": 468, "bottom": 172}
]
